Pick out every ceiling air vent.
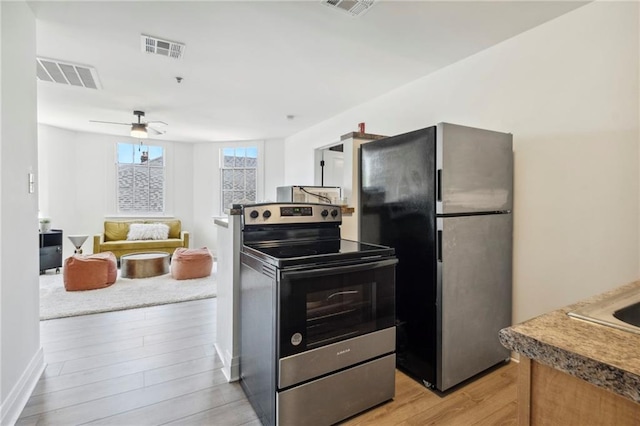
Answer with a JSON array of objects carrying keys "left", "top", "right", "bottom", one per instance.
[
  {"left": 323, "top": 0, "right": 374, "bottom": 17},
  {"left": 36, "top": 58, "right": 101, "bottom": 89},
  {"left": 141, "top": 34, "right": 185, "bottom": 60}
]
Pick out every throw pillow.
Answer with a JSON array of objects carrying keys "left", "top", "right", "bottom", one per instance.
[{"left": 127, "top": 223, "right": 170, "bottom": 241}]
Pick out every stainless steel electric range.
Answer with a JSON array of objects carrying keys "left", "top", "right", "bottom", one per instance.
[{"left": 239, "top": 202, "right": 397, "bottom": 426}]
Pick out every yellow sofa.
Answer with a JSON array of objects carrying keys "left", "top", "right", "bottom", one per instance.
[{"left": 93, "top": 219, "right": 189, "bottom": 260}]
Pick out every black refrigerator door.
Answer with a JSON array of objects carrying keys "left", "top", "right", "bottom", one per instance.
[{"left": 359, "top": 126, "right": 439, "bottom": 386}]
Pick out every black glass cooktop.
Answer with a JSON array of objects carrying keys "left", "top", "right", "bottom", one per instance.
[{"left": 242, "top": 239, "right": 395, "bottom": 268}]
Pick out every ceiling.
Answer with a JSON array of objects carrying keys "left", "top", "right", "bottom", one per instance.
[{"left": 29, "top": 0, "right": 588, "bottom": 143}]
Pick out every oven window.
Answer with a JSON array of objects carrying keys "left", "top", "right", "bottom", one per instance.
[
  {"left": 279, "top": 260, "right": 395, "bottom": 358},
  {"left": 306, "top": 283, "right": 375, "bottom": 349}
]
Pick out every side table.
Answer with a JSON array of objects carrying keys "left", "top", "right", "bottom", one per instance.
[
  {"left": 68, "top": 235, "right": 88, "bottom": 254},
  {"left": 40, "top": 229, "right": 63, "bottom": 274},
  {"left": 121, "top": 252, "right": 170, "bottom": 279}
]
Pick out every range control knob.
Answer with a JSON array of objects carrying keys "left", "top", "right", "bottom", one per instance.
[
  {"left": 321, "top": 209, "right": 329, "bottom": 217},
  {"left": 331, "top": 209, "right": 339, "bottom": 218},
  {"left": 249, "top": 210, "right": 259, "bottom": 219},
  {"left": 263, "top": 210, "right": 271, "bottom": 219}
]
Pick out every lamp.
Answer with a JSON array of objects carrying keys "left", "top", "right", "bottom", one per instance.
[
  {"left": 68, "top": 235, "right": 88, "bottom": 254},
  {"left": 131, "top": 123, "right": 148, "bottom": 139}
]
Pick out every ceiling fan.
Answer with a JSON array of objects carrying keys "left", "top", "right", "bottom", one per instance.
[{"left": 89, "top": 110, "right": 167, "bottom": 139}]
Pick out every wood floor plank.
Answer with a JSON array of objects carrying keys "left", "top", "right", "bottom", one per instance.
[
  {"left": 57, "top": 333, "right": 215, "bottom": 374},
  {"left": 40, "top": 308, "right": 146, "bottom": 332},
  {"left": 473, "top": 400, "right": 518, "bottom": 426},
  {"left": 398, "top": 363, "right": 517, "bottom": 426},
  {"left": 143, "top": 355, "right": 223, "bottom": 387},
  {"left": 21, "top": 373, "right": 144, "bottom": 417},
  {"left": 163, "top": 399, "right": 260, "bottom": 426},
  {"left": 143, "top": 323, "right": 216, "bottom": 346},
  {"left": 342, "top": 371, "right": 443, "bottom": 425},
  {"left": 19, "top": 370, "right": 228, "bottom": 425},
  {"left": 20, "top": 298, "right": 517, "bottom": 426},
  {"left": 343, "top": 363, "right": 517, "bottom": 426},
  {"left": 40, "top": 301, "right": 214, "bottom": 335},
  {"left": 39, "top": 301, "right": 214, "bottom": 336},
  {"left": 42, "top": 317, "right": 215, "bottom": 354},
  {"left": 40, "top": 312, "right": 215, "bottom": 345},
  {"left": 83, "top": 381, "right": 247, "bottom": 425},
  {"left": 41, "top": 361, "right": 64, "bottom": 378},
  {"left": 44, "top": 336, "right": 144, "bottom": 364},
  {"left": 31, "top": 346, "right": 212, "bottom": 396}
]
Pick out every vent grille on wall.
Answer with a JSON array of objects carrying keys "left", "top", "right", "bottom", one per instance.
[
  {"left": 141, "top": 34, "right": 185, "bottom": 60},
  {"left": 36, "top": 58, "right": 101, "bottom": 89},
  {"left": 323, "top": 0, "right": 374, "bottom": 17}
]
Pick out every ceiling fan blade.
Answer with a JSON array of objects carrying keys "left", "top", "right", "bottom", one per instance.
[
  {"left": 147, "top": 120, "right": 168, "bottom": 126},
  {"left": 147, "top": 126, "right": 165, "bottom": 135},
  {"left": 89, "top": 120, "right": 130, "bottom": 126}
]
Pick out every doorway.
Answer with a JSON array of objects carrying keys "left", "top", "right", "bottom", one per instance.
[{"left": 315, "top": 144, "right": 344, "bottom": 187}]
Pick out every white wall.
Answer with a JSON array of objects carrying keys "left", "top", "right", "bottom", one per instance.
[
  {"left": 38, "top": 129, "right": 285, "bottom": 257},
  {"left": 263, "top": 139, "right": 285, "bottom": 203},
  {"left": 38, "top": 125, "right": 195, "bottom": 259},
  {"left": 284, "top": 1, "right": 640, "bottom": 323},
  {"left": 192, "top": 138, "right": 284, "bottom": 256},
  {"left": 0, "top": 2, "right": 44, "bottom": 424}
]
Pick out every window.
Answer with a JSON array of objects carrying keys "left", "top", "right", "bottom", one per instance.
[
  {"left": 221, "top": 146, "right": 258, "bottom": 211},
  {"left": 117, "top": 143, "right": 165, "bottom": 213}
]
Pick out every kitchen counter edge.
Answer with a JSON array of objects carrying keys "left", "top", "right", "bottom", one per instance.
[{"left": 499, "top": 280, "right": 640, "bottom": 403}]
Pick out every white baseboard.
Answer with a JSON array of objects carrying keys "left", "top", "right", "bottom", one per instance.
[
  {"left": 215, "top": 343, "right": 240, "bottom": 383},
  {"left": 228, "top": 354, "right": 240, "bottom": 382},
  {"left": 1, "top": 347, "right": 45, "bottom": 426}
]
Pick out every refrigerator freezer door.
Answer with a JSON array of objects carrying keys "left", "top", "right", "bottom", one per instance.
[
  {"left": 436, "top": 213, "right": 512, "bottom": 391},
  {"left": 436, "top": 123, "right": 513, "bottom": 215},
  {"left": 360, "top": 127, "right": 436, "bottom": 210}
]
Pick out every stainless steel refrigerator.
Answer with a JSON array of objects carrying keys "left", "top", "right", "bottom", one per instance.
[{"left": 359, "top": 122, "right": 513, "bottom": 392}]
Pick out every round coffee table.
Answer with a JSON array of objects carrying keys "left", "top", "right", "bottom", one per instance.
[{"left": 120, "top": 252, "right": 170, "bottom": 279}]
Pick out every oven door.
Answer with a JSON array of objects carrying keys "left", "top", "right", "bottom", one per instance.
[{"left": 278, "top": 257, "right": 397, "bottom": 359}]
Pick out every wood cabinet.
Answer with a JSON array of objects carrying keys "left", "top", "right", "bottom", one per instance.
[
  {"left": 40, "top": 229, "right": 62, "bottom": 273},
  {"left": 518, "top": 356, "right": 640, "bottom": 425}
]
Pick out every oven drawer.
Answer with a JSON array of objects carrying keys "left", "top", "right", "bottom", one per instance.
[
  {"left": 279, "top": 326, "right": 395, "bottom": 389},
  {"left": 277, "top": 353, "right": 395, "bottom": 426}
]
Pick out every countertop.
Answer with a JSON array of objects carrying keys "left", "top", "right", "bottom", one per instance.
[{"left": 499, "top": 280, "right": 640, "bottom": 403}]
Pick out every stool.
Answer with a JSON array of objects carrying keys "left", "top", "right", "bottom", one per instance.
[
  {"left": 63, "top": 252, "right": 117, "bottom": 291},
  {"left": 171, "top": 247, "right": 213, "bottom": 280}
]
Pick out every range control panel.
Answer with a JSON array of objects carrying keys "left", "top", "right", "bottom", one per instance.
[
  {"left": 280, "top": 206, "right": 312, "bottom": 216},
  {"left": 242, "top": 203, "right": 341, "bottom": 226}
]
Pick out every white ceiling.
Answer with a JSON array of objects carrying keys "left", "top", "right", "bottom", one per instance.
[{"left": 29, "top": 0, "right": 588, "bottom": 143}]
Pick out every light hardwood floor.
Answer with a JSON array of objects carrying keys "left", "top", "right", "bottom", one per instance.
[{"left": 18, "top": 299, "right": 516, "bottom": 425}]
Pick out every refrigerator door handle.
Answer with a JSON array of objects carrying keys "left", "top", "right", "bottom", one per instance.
[
  {"left": 437, "top": 230, "right": 443, "bottom": 262},
  {"left": 437, "top": 169, "right": 442, "bottom": 201}
]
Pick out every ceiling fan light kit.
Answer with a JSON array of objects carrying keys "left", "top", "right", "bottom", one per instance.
[
  {"left": 131, "top": 123, "right": 148, "bottom": 138},
  {"left": 90, "top": 110, "right": 165, "bottom": 139}
]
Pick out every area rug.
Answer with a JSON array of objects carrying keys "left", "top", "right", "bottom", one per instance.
[{"left": 39, "top": 265, "right": 217, "bottom": 320}]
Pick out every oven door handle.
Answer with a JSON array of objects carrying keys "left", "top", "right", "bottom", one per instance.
[{"left": 281, "top": 258, "right": 398, "bottom": 280}]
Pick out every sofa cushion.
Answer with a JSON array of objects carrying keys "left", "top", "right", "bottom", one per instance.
[
  {"left": 100, "top": 238, "right": 184, "bottom": 251},
  {"left": 104, "top": 221, "right": 136, "bottom": 242},
  {"left": 104, "top": 219, "right": 182, "bottom": 241},
  {"left": 127, "top": 223, "right": 170, "bottom": 240},
  {"left": 144, "top": 219, "right": 181, "bottom": 239}
]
